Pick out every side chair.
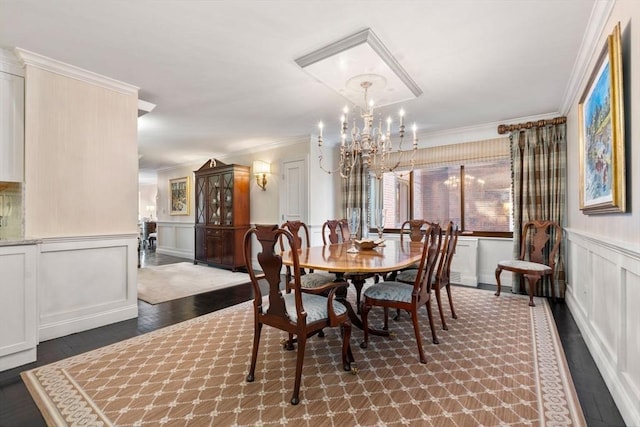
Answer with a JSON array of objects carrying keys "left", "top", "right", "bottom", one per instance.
[
  {"left": 495, "top": 220, "right": 562, "bottom": 306},
  {"left": 321, "top": 219, "right": 350, "bottom": 245},
  {"left": 281, "top": 220, "right": 337, "bottom": 293},
  {"left": 243, "top": 224, "right": 354, "bottom": 405},
  {"left": 360, "top": 223, "right": 442, "bottom": 364},
  {"left": 396, "top": 221, "right": 460, "bottom": 330}
]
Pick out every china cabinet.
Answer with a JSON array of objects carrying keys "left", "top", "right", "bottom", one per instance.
[{"left": 193, "top": 159, "right": 250, "bottom": 271}]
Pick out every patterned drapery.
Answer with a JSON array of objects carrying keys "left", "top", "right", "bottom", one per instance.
[
  {"left": 341, "top": 158, "right": 367, "bottom": 238},
  {"left": 511, "top": 123, "right": 566, "bottom": 297}
]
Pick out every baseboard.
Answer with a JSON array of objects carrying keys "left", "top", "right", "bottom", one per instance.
[
  {"left": 39, "top": 304, "right": 138, "bottom": 342},
  {"left": 156, "top": 247, "right": 193, "bottom": 260}
]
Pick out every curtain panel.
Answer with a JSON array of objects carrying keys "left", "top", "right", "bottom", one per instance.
[
  {"left": 511, "top": 123, "right": 566, "bottom": 298},
  {"left": 341, "top": 159, "right": 367, "bottom": 238}
]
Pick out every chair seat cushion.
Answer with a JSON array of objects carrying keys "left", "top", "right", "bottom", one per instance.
[
  {"left": 498, "top": 260, "right": 551, "bottom": 273},
  {"left": 364, "top": 281, "right": 413, "bottom": 303},
  {"left": 395, "top": 269, "right": 418, "bottom": 283},
  {"left": 280, "top": 292, "right": 347, "bottom": 324},
  {"left": 300, "top": 272, "right": 337, "bottom": 289}
]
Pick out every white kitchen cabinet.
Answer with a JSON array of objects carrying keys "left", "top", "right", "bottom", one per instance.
[
  {"left": 0, "top": 71, "right": 24, "bottom": 182},
  {"left": 0, "top": 242, "right": 37, "bottom": 371}
]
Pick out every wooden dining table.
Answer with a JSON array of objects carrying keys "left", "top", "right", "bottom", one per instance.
[{"left": 281, "top": 239, "right": 424, "bottom": 334}]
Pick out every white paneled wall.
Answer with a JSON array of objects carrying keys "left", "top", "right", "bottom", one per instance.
[
  {"left": 156, "top": 221, "right": 194, "bottom": 260},
  {"left": 38, "top": 236, "right": 139, "bottom": 341},
  {"left": 565, "top": 228, "right": 640, "bottom": 426}
]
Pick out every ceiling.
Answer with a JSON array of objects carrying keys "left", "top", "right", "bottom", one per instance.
[{"left": 0, "top": 0, "right": 601, "bottom": 175}]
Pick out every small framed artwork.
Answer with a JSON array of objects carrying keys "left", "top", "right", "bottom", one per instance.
[
  {"left": 169, "top": 176, "right": 190, "bottom": 215},
  {"left": 578, "top": 22, "right": 626, "bottom": 214}
]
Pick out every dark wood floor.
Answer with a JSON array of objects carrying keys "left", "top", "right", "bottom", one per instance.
[{"left": 0, "top": 249, "right": 625, "bottom": 426}]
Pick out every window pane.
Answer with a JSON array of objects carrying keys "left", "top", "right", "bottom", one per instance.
[
  {"left": 413, "top": 167, "right": 462, "bottom": 226},
  {"left": 375, "top": 172, "right": 410, "bottom": 229},
  {"left": 464, "top": 161, "right": 512, "bottom": 232}
]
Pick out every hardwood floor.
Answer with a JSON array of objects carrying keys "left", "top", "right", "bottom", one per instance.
[{"left": 0, "top": 249, "right": 626, "bottom": 426}]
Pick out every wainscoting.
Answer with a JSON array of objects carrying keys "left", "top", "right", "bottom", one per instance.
[
  {"left": 155, "top": 221, "right": 194, "bottom": 259},
  {"left": 38, "top": 235, "right": 139, "bottom": 341},
  {"left": 565, "top": 228, "right": 640, "bottom": 426}
]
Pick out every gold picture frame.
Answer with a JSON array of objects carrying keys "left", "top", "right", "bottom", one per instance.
[
  {"left": 578, "top": 22, "right": 626, "bottom": 214},
  {"left": 169, "top": 176, "right": 190, "bottom": 215}
]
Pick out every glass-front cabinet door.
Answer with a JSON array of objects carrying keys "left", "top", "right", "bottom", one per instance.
[
  {"left": 222, "top": 172, "right": 233, "bottom": 225},
  {"left": 207, "top": 174, "right": 221, "bottom": 225}
]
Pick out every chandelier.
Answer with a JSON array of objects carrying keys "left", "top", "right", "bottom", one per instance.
[{"left": 317, "top": 81, "right": 418, "bottom": 179}]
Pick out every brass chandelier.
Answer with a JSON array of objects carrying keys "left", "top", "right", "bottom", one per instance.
[{"left": 317, "top": 81, "right": 418, "bottom": 179}]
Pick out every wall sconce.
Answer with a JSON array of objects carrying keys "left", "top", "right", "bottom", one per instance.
[{"left": 252, "top": 160, "right": 271, "bottom": 191}]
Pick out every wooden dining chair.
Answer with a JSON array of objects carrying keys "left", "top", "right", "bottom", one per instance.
[
  {"left": 321, "top": 219, "right": 349, "bottom": 245},
  {"left": 244, "top": 224, "right": 354, "bottom": 405},
  {"left": 360, "top": 223, "right": 442, "bottom": 364},
  {"left": 321, "top": 218, "right": 380, "bottom": 309},
  {"left": 396, "top": 221, "right": 459, "bottom": 330},
  {"left": 281, "top": 220, "right": 338, "bottom": 293},
  {"left": 495, "top": 220, "right": 562, "bottom": 306}
]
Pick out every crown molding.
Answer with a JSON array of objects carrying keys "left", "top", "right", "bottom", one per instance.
[
  {"left": 14, "top": 48, "right": 138, "bottom": 95},
  {"left": 418, "top": 112, "right": 560, "bottom": 147},
  {"left": 560, "top": 0, "right": 615, "bottom": 114},
  {"left": 0, "top": 48, "right": 24, "bottom": 76}
]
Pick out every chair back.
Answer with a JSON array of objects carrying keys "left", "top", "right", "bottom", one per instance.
[
  {"left": 322, "top": 219, "right": 349, "bottom": 245},
  {"left": 519, "top": 220, "right": 562, "bottom": 268},
  {"left": 436, "top": 222, "right": 459, "bottom": 287},
  {"left": 400, "top": 219, "right": 431, "bottom": 242},
  {"left": 281, "top": 220, "right": 311, "bottom": 250},
  {"left": 412, "top": 223, "right": 442, "bottom": 300},
  {"left": 244, "top": 224, "right": 303, "bottom": 324}
]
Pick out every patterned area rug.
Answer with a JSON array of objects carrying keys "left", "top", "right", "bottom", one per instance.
[
  {"left": 22, "top": 287, "right": 585, "bottom": 426},
  {"left": 137, "top": 262, "right": 255, "bottom": 304}
]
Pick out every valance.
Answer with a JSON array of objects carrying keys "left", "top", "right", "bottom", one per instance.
[{"left": 388, "top": 136, "right": 510, "bottom": 170}]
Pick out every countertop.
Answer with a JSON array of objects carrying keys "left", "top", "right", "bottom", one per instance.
[{"left": 0, "top": 239, "right": 40, "bottom": 247}]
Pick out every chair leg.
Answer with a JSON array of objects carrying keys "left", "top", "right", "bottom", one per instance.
[
  {"left": 549, "top": 272, "right": 557, "bottom": 302},
  {"left": 410, "top": 310, "right": 427, "bottom": 364},
  {"left": 425, "top": 300, "right": 439, "bottom": 345},
  {"left": 286, "top": 333, "right": 295, "bottom": 350},
  {"left": 360, "top": 301, "right": 371, "bottom": 349},
  {"left": 341, "top": 322, "right": 353, "bottom": 371},
  {"left": 246, "top": 322, "right": 262, "bottom": 382},
  {"left": 291, "top": 333, "right": 306, "bottom": 405},
  {"left": 434, "top": 284, "right": 447, "bottom": 330},
  {"left": 382, "top": 307, "right": 389, "bottom": 330},
  {"left": 446, "top": 284, "right": 457, "bottom": 319},
  {"left": 524, "top": 274, "right": 539, "bottom": 307},
  {"left": 495, "top": 267, "right": 503, "bottom": 297}
]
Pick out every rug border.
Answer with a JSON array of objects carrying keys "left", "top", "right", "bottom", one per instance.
[
  {"left": 538, "top": 298, "right": 587, "bottom": 427},
  {"left": 21, "top": 289, "right": 586, "bottom": 426}
]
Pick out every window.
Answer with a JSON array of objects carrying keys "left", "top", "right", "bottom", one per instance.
[{"left": 371, "top": 159, "right": 512, "bottom": 235}]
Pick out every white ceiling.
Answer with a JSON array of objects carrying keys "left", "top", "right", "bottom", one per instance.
[{"left": 0, "top": 0, "right": 603, "bottom": 173}]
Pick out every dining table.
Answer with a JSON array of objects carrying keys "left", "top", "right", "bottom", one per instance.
[{"left": 281, "top": 239, "right": 424, "bottom": 334}]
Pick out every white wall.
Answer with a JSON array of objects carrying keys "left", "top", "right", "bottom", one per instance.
[
  {"left": 153, "top": 136, "right": 330, "bottom": 259},
  {"left": 138, "top": 183, "right": 157, "bottom": 221},
  {"left": 563, "top": 2, "right": 640, "bottom": 425},
  {"left": 19, "top": 50, "right": 139, "bottom": 341}
]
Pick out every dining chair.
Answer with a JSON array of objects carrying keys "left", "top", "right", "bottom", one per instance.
[
  {"left": 360, "top": 223, "right": 442, "bottom": 364},
  {"left": 495, "top": 220, "right": 562, "bottom": 306},
  {"left": 322, "top": 218, "right": 384, "bottom": 303},
  {"left": 400, "top": 219, "right": 431, "bottom": 243},
  {"left": 244, "top": 224, "right": 354, "bottom": 405},
  {"left": 321, "top": 219, "right": 350, "bottom": 245},
  {"left": 396, "top": 221, "right": 460, "bottom": 330},
  {"left": 281, "top": 220, "right": 338, "bottom": 293}
]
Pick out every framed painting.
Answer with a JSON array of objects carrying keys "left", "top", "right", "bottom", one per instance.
[
  {"left": 169, "top": 176, "right": 190, "bottom": 215},
  {"left": 578, "top": 22, "right": 626, "bottom": 214}
]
